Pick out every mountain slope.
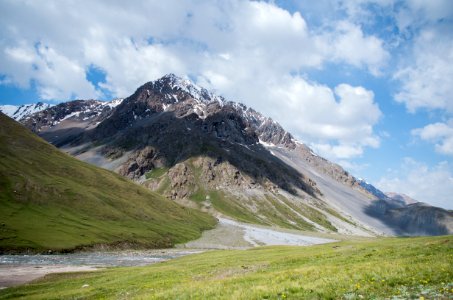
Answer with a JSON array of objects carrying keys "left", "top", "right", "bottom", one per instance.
[
  {"left": 0, "top": 113, "right": 215, "bottom": 252},
  {"left": 21, "top": 74, "right": 453, "bottom": 237},
  {"left": 268, "top": 145, "right": 453, "bottom": 236}
]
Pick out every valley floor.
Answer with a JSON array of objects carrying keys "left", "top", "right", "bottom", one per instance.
[
  {"left": 0, "top": 236, "right": 451, "bottom": 299},
  {"left": 0, "top": 218, "right": 338, "bottom": 290}
]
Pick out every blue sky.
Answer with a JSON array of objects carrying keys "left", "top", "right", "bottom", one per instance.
[{"left": 0, "top": 0, "right": 452, "bottom": 209}]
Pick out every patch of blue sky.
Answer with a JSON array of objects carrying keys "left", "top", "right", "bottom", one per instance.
[{"left": 85, "top": 64, "right": 112, "bottom": 101}]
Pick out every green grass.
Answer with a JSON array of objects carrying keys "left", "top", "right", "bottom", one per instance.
[
  {"left": 260, "top": 196, "right": 314, "bottom": 231},
  {"left": 1, "top": 236, "right": 452, "bottom": 299},
  {"left": 145, "top": 167, "right": 168, "bottom": 180},
  {"left": 188, "top": 187, "right": 207, "bottom": 203},
  {"left": 0, "top": 114, "right": 216, "bottom": 252}
]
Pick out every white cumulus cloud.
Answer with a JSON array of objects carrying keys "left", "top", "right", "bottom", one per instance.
[
  {"left": 0, "top": 0, "right": 389, "bottom": 160},
  {"left": 394, "top": 28, "right": 453, "bottom": 113},
  {"left": 412, "top": 120, "right": 453, "bottom": 156}
]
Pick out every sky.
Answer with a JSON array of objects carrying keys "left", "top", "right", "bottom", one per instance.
[{"left": 0, "top": 0, "right": 452, "bottom": 209}]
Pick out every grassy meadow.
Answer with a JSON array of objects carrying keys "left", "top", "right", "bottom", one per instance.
[{"left": 1, "top": 235, "right": 451, "bottom": 299}]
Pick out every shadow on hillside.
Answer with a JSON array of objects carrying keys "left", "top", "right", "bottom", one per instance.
[
  {"left": 40, "top": 127, "right": 87, "bottom": 147},
  {"left": 364, "top": 200, "right": 450, "bottom": 236},
  {"left": 47, "top": 109, "right": 318, "bottom": 197}
]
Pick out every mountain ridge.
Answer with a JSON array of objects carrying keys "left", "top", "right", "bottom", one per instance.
[
  {"left": 0, "top": 102, "right": 52, "bottom": 121},
  {"left": 12, "top": 74, "right": 453, "bottom": 236}
]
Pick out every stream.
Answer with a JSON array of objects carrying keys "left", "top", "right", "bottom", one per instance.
[
  {"left": 0, "top": 249, "right": 201, "bottom": 267},
  {"left": 0, "top": 249, "right": 202, "bottom": 288}
]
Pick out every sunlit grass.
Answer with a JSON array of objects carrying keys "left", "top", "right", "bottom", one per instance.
[{"left": 1, "top": 236, "right": 451, "bottom": 299}]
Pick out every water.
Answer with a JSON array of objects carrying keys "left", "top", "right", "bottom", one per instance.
[{"left": 0, "top": 249, "right": 202, "bottom": 267}]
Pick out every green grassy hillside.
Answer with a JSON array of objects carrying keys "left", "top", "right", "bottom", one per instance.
[
  {"left": 0, "top": 113, "right": 216, "bottom": 252},
  {"left": 1, "top": 236, "right": 451, "bottom": 299}
]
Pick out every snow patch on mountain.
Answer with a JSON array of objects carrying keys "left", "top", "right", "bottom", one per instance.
[
  {"left": 0, "top": 102, "right": 52, "bottom": 121},
  {"left": 21, "top": 98, "right": 124, "bottom": 133},
  {"left": 0, "top": 105, "right": 18, "bottom": 116},
  {"left": 159, "top": 74, "right": 225, "bottom": 105}
]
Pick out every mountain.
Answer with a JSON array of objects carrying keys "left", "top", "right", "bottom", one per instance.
[
  {"left": 0, "top": 112, "right": 215, "bottom": 253},
  {"left": 19, "top": 74, "right": 453, "bottom": 236},
  {"left": 385, "top": 192, "right": 418, "bottom": 205},
  {"left": 357, "top": 179, "right": 389, "bottom": 200},
  {"left": 0, "top": 102, "right": 52, "bottom": 121},
  {"left": 22, "top": 98, "right": 123, "bottom": 146}
]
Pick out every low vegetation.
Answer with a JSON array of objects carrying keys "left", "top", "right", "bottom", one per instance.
[
  {"left": 0, "top": 114, "right": 216, "bottom": 252},
  {"left": 1, "top": 236, "right": 451, "bottom": 299},
  {"left": 145, "top": 167, "right": 168, "bottom": 180}
]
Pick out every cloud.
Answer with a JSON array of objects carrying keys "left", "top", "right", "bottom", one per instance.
[
  {"left": 395, "top": 0, "right": 453, "bottom": 32},
  {"left": 412, "top": 120, "right": 453, "bottom": 156},
  {"left": 394, "top": 28, "right": 453, "bottom": 113},
  {"left": 326, "top": 21, "right": 389, "bottom": 75},
  {"left": 198, "top": 72, "right": 382, "bottom": 161},
  {"left": 3, "top": 43, "right": 100, "bottom": 99},
  {"left": 273, "top": 81, "right": 382, "bottom": 160},
  {"left": 0, "top": 0, "right": 388, "bottom": 160},
  {"left": 376, "top": 158, "right": 453, "bottom": 210},
  {"left": 388, "top": 0, "right": 453, "bottom": 114}
]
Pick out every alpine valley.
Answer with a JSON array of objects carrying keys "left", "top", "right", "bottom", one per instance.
[
  {"left": 3, "top": 74, "right": 451, "bottom": 242},
  {"left": 1, "top": 74, "right": 453, "bottom": 300}
]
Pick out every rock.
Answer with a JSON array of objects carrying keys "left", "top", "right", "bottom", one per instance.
[{"left": 118, "top": 146, "right": 157, "bottom": 179}]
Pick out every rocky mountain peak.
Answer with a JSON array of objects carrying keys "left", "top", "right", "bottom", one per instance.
[
  {"left": 129, "top": 74, "right": 225, "bottom": 108},
  {"left": 100, "top": 74, "right": 295, "bottom": 148}
]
